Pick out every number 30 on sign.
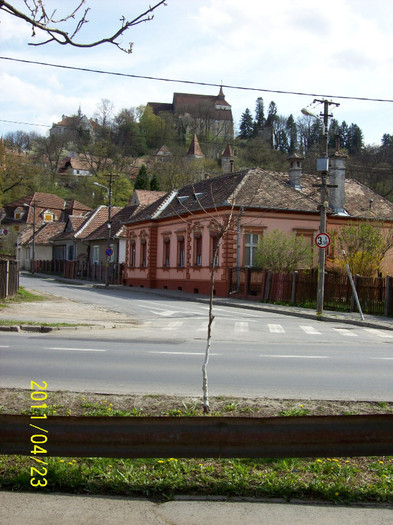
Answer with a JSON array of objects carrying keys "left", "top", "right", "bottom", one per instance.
[{"left": 315, "top": 233, "right": 330, "bottom": 248}]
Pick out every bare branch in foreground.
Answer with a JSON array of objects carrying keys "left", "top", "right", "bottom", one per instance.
[{"left": 0, "top": 1, "right": 167, "bottom": 53}]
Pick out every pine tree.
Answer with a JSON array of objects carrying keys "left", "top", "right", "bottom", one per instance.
[
  {"left": 347, "top": 124, "right": 364, "bottom": 155},
  {"left": 239, "top": 108, "right": 254, "bottom": 139},
  {"left": 253, "top": 97, "right": 265, "bottom": 136},
  {"left": 134, "top": 164, "right": 150, "bottom": 190},
  {"left": 286, "top": 114, "right": 298, "bottom": 154},
  {"left": 149, "top": 172, "right": 161, "bottom": 191}
]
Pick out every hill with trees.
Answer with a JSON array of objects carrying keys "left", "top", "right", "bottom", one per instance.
[{"left": 2, "top": 96, "right": 393, "bottom": 208}]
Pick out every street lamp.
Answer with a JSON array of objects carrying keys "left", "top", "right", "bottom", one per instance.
[
  {"left": 93, "top": 177, "right": 113, "bottom": 286},
  {"left": 301, "top": 100, "right": 339, "bottom": 315},
  {"left": 23, "top": 201, "right": 36, "bottom": 275}
]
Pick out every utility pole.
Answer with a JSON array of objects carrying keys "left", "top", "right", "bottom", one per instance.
[
  {"left": 302, "top": 99, "right": 339, "bottom": 315},
  {"left": 315, "top": 99, "right": 339, "bottom": 315},
  {"left": 24, "top": 200, "right": 37, "bottom": 274},
  {"left": 106, "top": 171, "right": 113, "bottom": 287}
]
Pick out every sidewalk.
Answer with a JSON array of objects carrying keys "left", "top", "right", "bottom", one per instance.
[{"left": 1, "top": 491, "right": 392, "bottom": 525}]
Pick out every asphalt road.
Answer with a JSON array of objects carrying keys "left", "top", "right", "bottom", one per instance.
[
  {"left": 1, "top": 326, "right": 393, "bottom": 399},
  {"left": 1, "top": 275, "right": 390, "bottom": 399}
]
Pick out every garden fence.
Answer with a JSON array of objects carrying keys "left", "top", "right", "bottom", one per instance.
[
  {"left": 0, "top": 259, "right": 19, "bottom": 299},
  {"left": 229, "top": 268, "right": 393, "bottom": 317}
]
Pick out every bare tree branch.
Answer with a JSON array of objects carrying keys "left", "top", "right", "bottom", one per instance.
[{"left": 0, "top": 1, "right": 167, "bottom": 53}]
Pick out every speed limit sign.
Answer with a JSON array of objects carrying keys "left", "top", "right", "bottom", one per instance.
[{"left": 315, "top": 233, "right": 330, "bottom": 248}]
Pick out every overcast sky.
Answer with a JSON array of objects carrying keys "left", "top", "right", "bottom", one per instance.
[{"left": 1, "top": 0, "right": 393, "bottom": 146}]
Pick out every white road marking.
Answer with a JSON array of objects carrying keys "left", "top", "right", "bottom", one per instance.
[
  {"left": 259, "top": 355, "right": 329, "bottom": 359},
  {"left": 43, "top": 347, "right": 106, "bottom": 352},
  {"left": 162, "top": 321, "right": 183, "bottom": 331},
  {"left": 0, "top": 345, "right": 10, "bottom": 348},
  {"left": 197, "top": 320, "right": 215, "bottom": 331},
  {"left": 150, "top": 310, "right": 178, "bottom": 317},
  {"left": 369, "top": 357, "right": 393, "bottom": 360},
  {"left": 364, "top": 328, "right": 393, "bottom": 338},
  {"left": 235, "top": 321, "right": 249, "bottom": 333},
  {"left": 268, "top": 324, "right": 285, "bottom": 333},
  {"left": 149, "top": 351, "right": 220, "bottom": 356},
  {"left": 300, "top": 326, "right": 321, "bottom": 335},
  {"left": 333, "top": 328, "right": 357, "bottom": 337}
]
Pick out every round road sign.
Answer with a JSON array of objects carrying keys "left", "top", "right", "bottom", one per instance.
[
  {"left": 315, "top": 233, "right": 330, "bottom": 249},
  {"left": 105, "top": 247, "right": 113, "bottom": 257}
]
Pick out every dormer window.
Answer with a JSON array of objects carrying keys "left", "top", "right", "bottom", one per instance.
[
  {"left": 193, "top": 192, "right": 204, "bottom": 201},
  {"left": 14, "top": 207, "right": 25, "bottom": 220},
  {"left": 42, "top": 210, "right": 54, "bottom": 223},
  {"left": 177, "top": 196, "right": 189, "bottom": 204}
]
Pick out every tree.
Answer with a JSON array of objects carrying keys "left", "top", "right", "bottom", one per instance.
[
  {"left": 331, "top": 221, "right": 393, "bottom": 277},
  {"left": 238, "top": 108, "right": 254, "bottom": 139},
  {"left": 286, "top": 115, "right": 298, "bottom": 155},
  {"left": 134, "top": 165, "right": 150, "bottom": 190},
  {"left": 253, "top": 97, "right": 265, "bottom": 136},
  {"left": 0, "top": 1, "right": 167, "bottom": 53},
  {"left": 266, "top": 101, "right": 278, "bottom": 128},
  {"left": 347, "top": 124, "right": 364, "bottom": 155},
  {"left": 255, "top": 230, "right": 314, "bottom": 272},
  {"left": 149, "top": 172, "right": 161, "bottom": 191},
  {"left": 113, "top": 108, "right": 147, "bottom": 157},
  {"left": 0, "top": 140, "right": 41, "bottom": 205}
]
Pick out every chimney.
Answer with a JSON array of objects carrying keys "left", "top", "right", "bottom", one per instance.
[
  {"left": 221, "top": 143, "right": 234, "bottom": 173},
  {"left": 287, "top": 153, "right": 304, "bottom": 190},
  {"left": 329, "top": 152, "right": 347, "bottom": 214}
]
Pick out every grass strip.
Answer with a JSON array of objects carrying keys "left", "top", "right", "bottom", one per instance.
[{"left": 1, "top": 391, "right": 393, "bottom": 503}]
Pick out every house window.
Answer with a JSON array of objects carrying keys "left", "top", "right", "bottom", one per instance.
[
  {"left": 67, "top": 244, "right": 75, "bottom": 261},
  {"left": 210, "top": 235, "right": 219, "bottom": 268},
  {"left": 244, "top": 233, "right": 259, "bottom": 267},
  {"left": 177, "top": 236, "right": 185, "bottom": 267},
  {"left": 130, "top": 242, "right": 136, "bottom": 267},
  {"left": 163, "top": 238, "right": 170, "bottom": 267},
  {"left": 140, "top": 240, "right": 147, "bottom": 268},
  {"left": 194, "top": 235, "right": 202, "bottom": 266},
  {"left": 92, "top": 245, "right": 99, "bottom": 264}
]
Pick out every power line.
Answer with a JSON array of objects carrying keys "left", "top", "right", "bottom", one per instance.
[
  {"left": 2, "top": 56, "right": 393, "bottom": 104},
  {"left": 0, "top": 119, "right": 50, "bottom": 128}
]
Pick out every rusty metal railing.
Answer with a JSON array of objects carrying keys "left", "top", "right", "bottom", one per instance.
[{"left": 2, "top": 414, "right": 393, "bottom": 458}]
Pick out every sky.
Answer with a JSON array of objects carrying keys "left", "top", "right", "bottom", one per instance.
[{"left": 1, "top": 0, "right": 393, "bottom": 146}]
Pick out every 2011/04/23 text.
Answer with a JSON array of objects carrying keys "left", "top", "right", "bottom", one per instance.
[{"left": 30, "top": 380, "right": 48, "bottom": 487}]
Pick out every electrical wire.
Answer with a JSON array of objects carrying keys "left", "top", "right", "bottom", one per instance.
[{"left": 2, "top": 56, "right": 393, "bottom": 104}]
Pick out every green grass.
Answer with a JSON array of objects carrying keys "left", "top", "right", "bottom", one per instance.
[
  {"left": 1, "top": 287, "right": 46, "bottom": 304},
  {"left": 0, "top": 319, "right": 86, "bottom": 327},
  {"left": 1, "top": 455, "right": 393, "bottom": 503}
]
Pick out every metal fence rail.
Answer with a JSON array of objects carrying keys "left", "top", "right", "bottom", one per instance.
[{"left": 2, "top": 414, "right": 393, "bottom": 458}]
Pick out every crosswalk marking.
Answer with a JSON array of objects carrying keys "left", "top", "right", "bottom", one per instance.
[
  {"left": 268, "top": 324, "right": 285, "bottom": 333},
  {"left": 333, "top": 328, "right": 357, "bottom": 337},
  {"left": 162, "top": 321, "right": 183, "bottom": 331},
  {"left": 259, "top": 354, "right": 329, "bottom": 359},
  {"left": 197, "top": 320, "right": 215, "bottom": 331},
  {"left": 140, "top": 319, "right": 393, "bottom": 340},
  {"left": 235, "top": 321, "right": 249, "bottom": 333},
  {"left": 300, "top": 325, "right": 321, "bottom": 335},
  {"left": 364, "top": 328, "right": 393, "bottom": 338}
]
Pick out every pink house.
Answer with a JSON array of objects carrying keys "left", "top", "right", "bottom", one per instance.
[{"left": 123, "top": 157, "right": 393, "bottom": 297}]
